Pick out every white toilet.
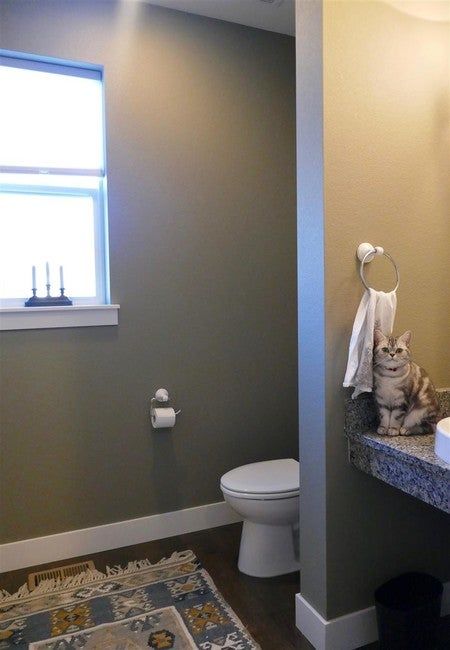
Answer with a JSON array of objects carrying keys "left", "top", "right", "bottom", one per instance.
[{"left": 220, "top": 458, "right": 300, "bottom": 578}]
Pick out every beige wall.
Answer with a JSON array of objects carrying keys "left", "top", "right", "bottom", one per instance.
[
  {"left": 323, "top": 0, "right": 450, "bottom": 617},
  {"left": 297, "top": 0, "right": 450, "bottom": 620},
  {"left": 0, "top": 1, "right": 297, "bottom": 544},
  {"left": 325, "top": 0, "right": 449, "bottom": 388}
]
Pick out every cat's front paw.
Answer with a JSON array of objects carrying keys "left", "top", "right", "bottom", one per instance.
[
  {"left": 387, "top": 427, "right": 400, "bottom": 436},
  {"left": 399, "top": 426, "right": 412, "bottom": 436},
  {"left": 377, "top": 426, "right": 388, "bottom": 435}
]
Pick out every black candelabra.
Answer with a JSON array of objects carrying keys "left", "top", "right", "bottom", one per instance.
[{"left": 25, "top": 264, "right": 73, "bottom": 307}]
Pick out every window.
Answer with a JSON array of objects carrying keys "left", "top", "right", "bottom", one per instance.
[{"left": 0, "top": 51, "right": 111, "bottom": 314}]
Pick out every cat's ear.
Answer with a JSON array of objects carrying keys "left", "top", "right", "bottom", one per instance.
[
  {"left": 399, "top": 330, "right": 412, "bottom": 347},
  {"left": 374, "top": 329, "right": 386, "bottom": 345}
]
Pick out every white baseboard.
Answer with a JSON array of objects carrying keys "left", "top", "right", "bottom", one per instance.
[
  {"left": 0, "top": 501, "right": 242, "bottom": 573},
  {"left": 296, "top": 581, "right": 450, "bottom": 650},
  {"left": 295, "top": 594, "right": 378, "bottom": 650}
]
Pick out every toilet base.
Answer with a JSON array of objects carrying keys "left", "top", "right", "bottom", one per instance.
[{"left": 237, "top": 520, "right": 300, "bottom": 578}]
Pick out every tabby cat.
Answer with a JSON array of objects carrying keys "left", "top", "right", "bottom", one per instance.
[{"left": 373, "top": 330, "right": 439, "bottom": 436}]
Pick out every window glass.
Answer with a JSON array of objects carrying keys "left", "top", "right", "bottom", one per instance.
[
  {"left": 0, "top": 65, "right": 104, "bottom": 171},
  {"left": 0, "top": 192, "right": 97, "bottom": 299},
  {"left": 0, "top": 52, "right": 108, "bottom": 308}
]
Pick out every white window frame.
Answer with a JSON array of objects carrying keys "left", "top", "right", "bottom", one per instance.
[{"left": 0, "top": 50, "right": 119, "bottom": 330}]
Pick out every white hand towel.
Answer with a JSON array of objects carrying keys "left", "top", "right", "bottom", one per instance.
[{"left": 343, "top": 288, "right": 397, "bottom": 399}]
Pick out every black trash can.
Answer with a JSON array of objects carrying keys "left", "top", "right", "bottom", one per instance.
[{"left": 374, "top": 572, "right": 443, "bottom": 649}]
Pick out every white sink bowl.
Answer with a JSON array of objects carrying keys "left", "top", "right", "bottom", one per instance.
[{"left": 435, "top": 417, "right": 450, "bottom": 464}]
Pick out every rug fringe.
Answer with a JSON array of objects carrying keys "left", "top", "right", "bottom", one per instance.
[
  {"left": 0, "top": 550, "right": 194, "bottom": 605},
  {"left": 105, "top": 551, "right": 193, "bottom": 577}
]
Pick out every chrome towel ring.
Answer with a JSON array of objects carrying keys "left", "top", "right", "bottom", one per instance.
[{"left": 357, "top": 242, "right": 400, "bottom": 292}]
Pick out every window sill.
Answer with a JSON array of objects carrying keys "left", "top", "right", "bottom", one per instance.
[{"left": 0, "top": 304, "right": 120, "bottom": 331}]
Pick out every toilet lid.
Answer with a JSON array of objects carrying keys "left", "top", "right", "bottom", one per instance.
[{"left": 220, "top": 459, "right": 299, "bottom": 495}]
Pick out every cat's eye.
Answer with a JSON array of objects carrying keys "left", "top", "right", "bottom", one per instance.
[
  {"left": 396, "top": 348, "right": 403, "bottom": 353},
  {"left": 382, "top": 347, "right": 389, "bottom": 352}
]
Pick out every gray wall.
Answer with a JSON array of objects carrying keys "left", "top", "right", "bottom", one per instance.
[
  {"left": 0, "top": 0, "right": 297, "bottom": 544},
  {"left": 297, "top": 0, "right": 450, "bottom": 620},
  {"left": 296, "top": 0, "right": 327, "bottom": 614}
]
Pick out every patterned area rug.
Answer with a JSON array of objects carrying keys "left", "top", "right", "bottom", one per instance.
[{"left": 0, "top": 550, "right": 260, "bottom": 649}]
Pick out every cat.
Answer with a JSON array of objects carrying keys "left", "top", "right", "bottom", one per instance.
[{"left": 373, "top": 330, "right": 439, "bottom": 436}]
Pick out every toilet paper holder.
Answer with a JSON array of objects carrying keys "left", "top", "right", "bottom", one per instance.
[{"left": 150, "top": 387, "right": 181, "bottom": 429}]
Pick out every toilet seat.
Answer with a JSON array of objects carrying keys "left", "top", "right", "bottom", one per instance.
[
  {"left": 220, "top": 485, "right": 298, "bottom": 500},
  {"left": 220, "top": 459, "right": 299, "bottom": 500}
]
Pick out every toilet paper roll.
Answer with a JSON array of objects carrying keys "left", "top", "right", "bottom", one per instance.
[{"left": 152, "top": 407, "right": 176, "bottom": 429}]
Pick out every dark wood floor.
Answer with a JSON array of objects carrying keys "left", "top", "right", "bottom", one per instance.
[{"left": 1, "top": 523, "right": 449, "bottom": 649}]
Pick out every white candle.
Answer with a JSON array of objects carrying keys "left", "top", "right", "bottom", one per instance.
[
  {"left": 32, "top": 265, "right": 36, "bottom": 289},
  {"left": 59, "top": 265, "right": 64, "bottom": 288},
  {"left": 46, "top": 262, "right": 50, "bottom": 285}
]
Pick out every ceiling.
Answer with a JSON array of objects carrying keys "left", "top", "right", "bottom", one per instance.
[
  {"left": 138, "top": 0, "right": 449, "bottom": 36},
  {"left": 141, "top": 0, "right": 295, "bottom": 36},
  {"left": 383, "top": 1, "right": 450, "bottom": 22}
]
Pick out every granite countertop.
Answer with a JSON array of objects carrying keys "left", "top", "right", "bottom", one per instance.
[{"left": 345, "top": 389, "right": 450, "bottom": 514}]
